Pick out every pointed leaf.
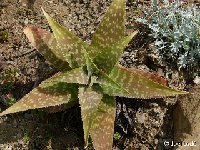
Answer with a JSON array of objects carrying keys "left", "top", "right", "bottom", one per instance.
[
  {"left": 90, "top": 95, "right": 116, "bottom": 150},
  {"left": 129, "top": 68, "right": 169, "bottom": 86},
  {"left": 0, "top": 83, "right": 78, "bottom": 116},
  {"left": 83, "top": 49, "right": 101, "bottom": 79},
  {"left": 99, "top": 65, "right": 188, "bottom": 98},
  {"left": 91, "top": 0, "right": 126, "bottom": 49},
  {"left": 23, "top": 27, "right": 71, "bottom": 71},
  {"left": 39, "top": 67, "right": 89, "bottom": 88},
  {"left": 83, "top": 51, "right": 129, "bottom": 94},
  {"left": 78, "top": 87, "right": 103, "bottom": 146},
  {"left": 42, "top": 8, "right": 97, "bottom": 67},
  {"left": 97, "top": 70, "right": 129, "bottom": 95},
  {"left": 93, "top": 31, "right": 138, "bottom": 73}
]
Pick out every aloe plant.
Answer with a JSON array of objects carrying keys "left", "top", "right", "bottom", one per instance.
[{"left": 0, "top": 0, "right": 188, "bottom": 149}]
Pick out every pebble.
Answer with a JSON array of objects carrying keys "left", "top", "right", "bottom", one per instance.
[
  {"left": 4, "top": 145, "right": 12, "bottom": 150},
  {"left": 194, "top": 76, "right": 200, "bottom": 85},
  {"left": 154, "top": 139, "right": 159, "bottom": 145},
  {"left": 24, "top": 18, "right": 28, "bottom": 25},
  {"left": 16, "top": 133, "right": 22, "bottom": 138}
]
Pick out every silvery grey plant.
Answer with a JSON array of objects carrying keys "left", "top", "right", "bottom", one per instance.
[{"left": 136, "top": 0, "right": 200, "bottom": 74}]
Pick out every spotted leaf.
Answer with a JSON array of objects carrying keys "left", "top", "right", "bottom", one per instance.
[
  {"left": 42, "top": 8, "right": 97, "bottom": 67},
  {"left": 128, "top": 67, "right": 169, "bottom": 86},
  {"left": 93, "top": 31, "right": 138, "bottom": 73},
  {"left": 84, "top": 50, "right": 128, "bottom": 94},
  {"left": 90, "top": 95, "right": 116, "bottom": 150},
  {"left": 0, "top": 83, "right": 78, "bottom": 116},
  {"left": 39, "top": 67, "right": 89, "bottom": 88},
  {"left": 91, "top": 0, "right": 125, "bottom": 50},
  {"left": 78, "top": 86, "right": 103, "bottom": 146},
  {"left": 84, "top": 49, "right": 99, "bottom": 78},
  {"left": 23, "top": 27, "right": 71, "bottom": 71},
  {"left": 99, "top": 65, "right": 188, "bottom": 98}
]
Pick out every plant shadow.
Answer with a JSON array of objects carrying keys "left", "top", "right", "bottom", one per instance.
[{"left": 0, "top": 105, "right": 84, "bottom": 150}]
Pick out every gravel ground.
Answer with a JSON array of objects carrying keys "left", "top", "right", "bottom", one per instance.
[{"left": 0, "top": 0, "right": 194, "bottom": 150}]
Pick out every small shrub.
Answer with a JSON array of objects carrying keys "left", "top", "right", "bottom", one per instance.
[
  {"left": 7, "top": 97, "right": 17, "bottom": 106},
  {"left": 22, "top": 133, "right": 30, "bottom": 144},
  {"left": 0, "top": 67, "right": 17, "bottom": 85},
  {"left": 17, "top": 7, "right": 26, "bottom": 16},
  {"left": 0, "top": 30, "right": 9, "bottom": 42},
  {"left": 136, "top": 0, "right": 200, "bottom": 75},
  {"left": 113, "top": 132, "right": 122, "bottom": 141}
]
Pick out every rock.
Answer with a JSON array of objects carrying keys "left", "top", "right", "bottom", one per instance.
[{"left": 173, "top": 84, "right": 200, "bottom": 150}]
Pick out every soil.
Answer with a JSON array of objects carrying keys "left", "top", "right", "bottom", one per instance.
[{"left": 0, "top": 0, "right": 199, "bottom": 150}]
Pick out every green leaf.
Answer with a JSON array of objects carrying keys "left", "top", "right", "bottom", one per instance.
[
  {"left": 0, "top": 83, "right": 78, "bottom": 116},
  {"left": 84, "top": 50, "right": 99, "bottom": 78},
  {"left": 42, "top": 8, "right": 97, "bottom": 67},
  {"left": 90, "top": 95, "right": 116, "bottom": 150},
  {"left": 99, "top": 65, "right": 188, "bottom": 98},
  {"left": 97, "top": 70, "right": 129, "bottom": 95},
  {"left": 91, "top": 0, "right": 126, "bottom": 50},
  {"left": 128, "top": 67, "right": 169, "bottom": 86},
  {"left": 93, "top": 31, "right": 138, "bottom": 73},
  {"left": 23, "top": 27, "right": 71, "bottom": 71},
  {"left": 39, "top": 67, "right": 89, "bottom": 88},
  {"left": 78, "top": 87, "right": 116, "bottom": 150},
  {"left": 78, "top": 86, "right": 103, "bottom": 146},
  {"left": 83, "top": 50, "right": 129, "bottom": 94}
]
